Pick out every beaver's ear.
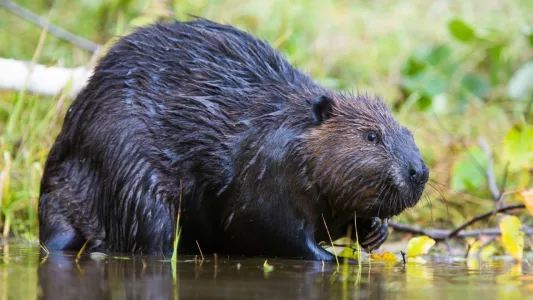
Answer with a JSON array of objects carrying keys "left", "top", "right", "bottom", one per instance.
[{"left": 311, "top": 95, "right": 334, "bottom": 125}]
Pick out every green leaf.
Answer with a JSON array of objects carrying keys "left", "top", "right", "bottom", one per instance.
[
  {"left": 448, "top": 19, "right": 476, "bottom": 43},
  {"left": 451, "top": 146, "right": 488, "bottom": 192},
  {"left": 416, "top": 95, "right": 433, "bottom": 111},
  {"left": 508, "top": 61, "right": 533, "bottom": 100},
  {"left": 425, "top": 45, "right": 452, "bottom": 66},
  {"left": 403, "top": 71, "right": 448, "bottom": 97},
  {"left": 487, "top": 43, "right": 506, "bottom": 85},
  {"left": 461, "top": 74, "right": 490, "bottom": 99},
  {"left": 503, "top": 124, "right": 533, "bottom": 171},
  {"left": 402, "top": 45, "right": 452, "bottom": 76},
  {"left": 401, "top": 57, "right": 426, "bottom": 77}
]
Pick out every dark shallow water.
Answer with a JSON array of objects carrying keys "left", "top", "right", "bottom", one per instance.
[{"left": 1, "top": 241, "right": 533, "bottom": 300}]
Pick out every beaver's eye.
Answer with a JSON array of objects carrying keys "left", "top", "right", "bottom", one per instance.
[{"left": 365, "top": 131, "right": 379, "bottom": 144}]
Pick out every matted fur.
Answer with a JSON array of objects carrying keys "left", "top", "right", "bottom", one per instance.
[{"left": 38, "top": 19, "right": 428, "bottom": 260}]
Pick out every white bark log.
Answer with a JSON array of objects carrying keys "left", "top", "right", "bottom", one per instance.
[{"left": 0, "top": 57, "right": 92, "bottom": 97}]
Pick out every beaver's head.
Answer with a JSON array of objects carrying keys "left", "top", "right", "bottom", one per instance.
[{"left": 305, "top": 94, "right": 429, "bottom": 220}]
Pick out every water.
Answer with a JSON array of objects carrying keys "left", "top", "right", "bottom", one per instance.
[{"left": 1, "top": 241, "right": 532, "bottom": 300}]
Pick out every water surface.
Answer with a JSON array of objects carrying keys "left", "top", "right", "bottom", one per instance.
[{"left": 1, "top": 241, "right": 532, "bottom": 299}]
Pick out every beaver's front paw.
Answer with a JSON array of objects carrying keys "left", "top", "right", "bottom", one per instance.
[{"left": 357, "top": 217, "right": 389, "bottom": 252}]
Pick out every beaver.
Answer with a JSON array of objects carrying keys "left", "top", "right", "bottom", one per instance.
[{"left": 38, "top": 19, "right": 429, "bottom": 261}]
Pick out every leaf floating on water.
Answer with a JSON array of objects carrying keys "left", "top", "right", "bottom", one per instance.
[
  {"left": 323, "top": 246, "right": 360, "bottom": 260},
  {"left": 263, "top": 260, "right": 274, "bottom": 273},
  {"left": 370, "top": 252, "right": 397, "bottom": 263},
  {"left": 332, "top": 237, "right": 354, "bottom": 245},
  {"left": 520, "top": 189, "right": 533, "bottom": 216},
  {"left": 500, "top": 215, "right": 524, "bottom": 262},
  {"left": 90, "top": 252, "right": 108, "bottom": 260},
  {"left": 407, "top": 236, "right": 436, "bottom": 257},
  {"left": 112, "top": 256, "right": 132, "bottom": 260},
  {"left": 338, "top": 248, "right": 358, "bottom": 260}
]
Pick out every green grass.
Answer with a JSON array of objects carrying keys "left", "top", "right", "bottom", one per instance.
[{"left": 1, "top": 0, "right": 532, "bottom": 239}]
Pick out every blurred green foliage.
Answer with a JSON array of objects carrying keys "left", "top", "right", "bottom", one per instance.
[{"left": 0, "top": 0, "right": 532, "bottom": 239}]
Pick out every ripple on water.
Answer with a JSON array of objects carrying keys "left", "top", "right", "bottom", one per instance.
[{"left": 0, "top": 241, "right": 531, "bottom": 299}]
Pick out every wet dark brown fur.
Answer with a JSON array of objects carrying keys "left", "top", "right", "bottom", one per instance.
[{"left": 38, "top": 19, "right": 428, "bottom": 260}]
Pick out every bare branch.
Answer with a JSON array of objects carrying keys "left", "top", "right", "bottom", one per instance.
[
  {"left": 0, "top": 1, "right": 101, "bottom": 53},
  {"left": 390, "top": 222, "right": 532, "bottom": 241},
  {"left": 0, "top": 58, "right": 91, "bottom": 97},
  {"left": 478, "top": 137, "right": 500, "bottom": 201},
  {"left": 390, "top": 203, "right": 527, "bottom": 241},
  {"left": 446, "top": 203, "right": 524, "bottom": 239}
]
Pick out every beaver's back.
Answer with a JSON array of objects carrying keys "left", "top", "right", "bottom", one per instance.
[{"left": 62, "top": 19, "right": 320, "bottom": 156}]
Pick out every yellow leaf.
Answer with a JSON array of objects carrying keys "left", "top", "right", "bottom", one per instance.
[
  {"left": 332, "top": 237, "right": 354, "bottom": 246},
  {"left": 407, "top": 236, "right": 436, "bottom": 257},
  {"left": 337, "top": 247, "right": 357, "bottom": 259},
  {"left": 324, "top": 245, "right": 360, "bottom": 260},
  {"left": 467, "top": 240, "right": 481, "bottom": 255},
  {"left": 520, "top": 189, "right": 533, "bottom": 216},
  {"left": 517, "top": 170, "right": 530, "bottom": 191},
  {"left": 263, "top": 260, "right": 274, "bottom": 272},
  {"left": 500, "top": 215, "right": 524, "bottom": 262},
  {"left": 467, "top": 240, "right": 497, "bottom": 260},
  {"left": 370, "top": 252, "right": 397, "bottom": 262}
]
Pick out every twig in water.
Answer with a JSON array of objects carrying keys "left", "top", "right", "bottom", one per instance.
[
  {"left": 196, "top": 240, "right": 204, "bottom": 261},
  {"left": 321, "top": 213, "right": 339, "bottom": 268},
  {"left": 171, "top": 181, "right": 183, "bottom": 262},
  {"left": 400, "top": 251, "right": 406, "bottom": 265},
  {"left": 354, "top": 214, "right": 362, "bottom": 286},
  {"left": 76, "top": 238, "right": 91, "bottom": 262},
  {"left": 141, "top": 259, "right": 147, "bottom": 272},
  {"left": 39, "top": 241, "right": 50, "bottom": 265},
  {"left": 213, "top": 253, "right": 219, "bottom": 276},
  {"left": 0, "top": 1, "right": 100, "bottom": 52},
  {"left": 464, "top": 242, "right": 472, "bottom": 259}
]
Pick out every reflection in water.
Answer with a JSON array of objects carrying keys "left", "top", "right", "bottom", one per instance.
[
  {"left": 1, "top": 242, "right": 532, "bottom": 299},
  {"left": 38, "top": 251, "right": 389, "bottom": 299}
]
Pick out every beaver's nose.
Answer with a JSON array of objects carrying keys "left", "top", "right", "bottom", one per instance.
[{"left": 408, "top": 161, "right": 429, "bottom": 184}]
